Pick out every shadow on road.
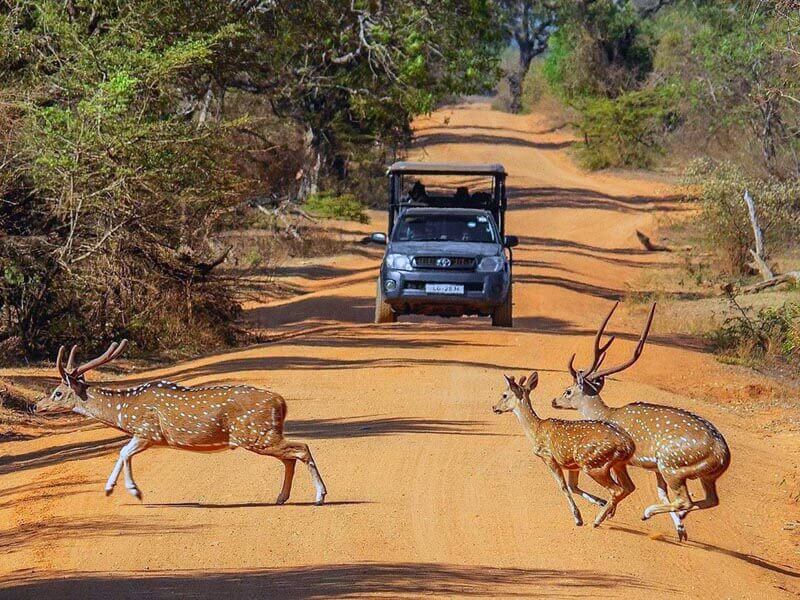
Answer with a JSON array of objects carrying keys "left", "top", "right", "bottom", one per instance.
[
  {"left": 143, "top": 500, "right": 371, "bottom": 509},
  {"left": 0, "top": 435, "right": 128, "bottom": 476},
  {"left": 0, "top": 562, "right": 666, "bottom": 599},
  {"left": 285, "top": 415, "right": 506, "bottom": 439},
  {"left": 609, "top": 525, "right": 800, "bottom": 579}
]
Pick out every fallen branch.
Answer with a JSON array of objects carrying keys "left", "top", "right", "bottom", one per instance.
[
  {"left": 635, "top": 230, "right": 671, "bottom": 252},
  {"left": 740, "top": 271, "right": 800, "bottom": 294}
]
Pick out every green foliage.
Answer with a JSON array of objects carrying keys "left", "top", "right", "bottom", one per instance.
[
  {"left": 651, "top": 2, "right": 800, "bottom": 179},
  {"left": 0, "top": 0, "right": 500, "bottom": 360},
  {"left": 685, "top": 160, "right": 800, "bottom": 275},
  {"left": 575, "top": 86, "right": 678, "bottom": 169},
  {"left": 711, "top": 299, "right": 800, "bottom": 368},
  {"left": 304, "top": 193, "right": 369, "bottom": 224},
  {"left": 545, "top": 1, "right": 654, "bottom": 101}
]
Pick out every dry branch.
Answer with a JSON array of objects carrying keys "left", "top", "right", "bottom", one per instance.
[
  {"left": 635, "top": 230, "right": 671, "bottom": 252},
  {"left": 743, "top": 190, "right": 774, "bottom": 280},
  {"left": 741, "top": 271, "right": 800, "bottom": 294}
]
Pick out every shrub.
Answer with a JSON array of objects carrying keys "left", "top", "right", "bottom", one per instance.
[
  {"left": 574, "top": 86, "right": 678, "bottom": 169},
  {"left": 686, "top": 160, "right": 800, "bottom": 275},
  {"left": 711, "top": 299, "right": 800, "bottom": 368},
  {"left": 304, "top": 193, "right": 369, "bottom": 223}
]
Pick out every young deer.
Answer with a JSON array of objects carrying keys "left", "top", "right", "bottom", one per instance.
[
  {"left": 552, "top": 302, "right": 730, "bottom": 541},
  {"left": 493, "top": 371, "right": 636, "bottom": 528},
  {"left": 35, "top": 340, "right": 327, "bottom": 505}
]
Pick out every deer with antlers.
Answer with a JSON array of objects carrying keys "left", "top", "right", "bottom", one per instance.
[
  {"left": 35, "top": 340, "right": 327, "bottom": 505},
  {"left": 551, "top": 303, "right": 730, "bottom": 541},
  {"left": 493, "top": 371, "right": 636, "bottom": 528}
]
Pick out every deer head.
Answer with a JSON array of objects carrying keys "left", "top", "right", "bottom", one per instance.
[
  {"left": 552, "top": 302, "right": 655, "bottom": 411},
  {"left": 36, "top": 340, "right": 128, "bottom": 414},
  {"left": 493, "top": 372, "right": 538, "bottom": 414}
]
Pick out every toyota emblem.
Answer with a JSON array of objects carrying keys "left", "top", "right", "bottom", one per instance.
[{"left": 436, "top": 257, "right": 452, "bottom": 267}]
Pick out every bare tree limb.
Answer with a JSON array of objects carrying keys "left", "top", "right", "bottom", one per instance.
[{"left": 741, "top": 271, "right": 800, "bottom": 294}]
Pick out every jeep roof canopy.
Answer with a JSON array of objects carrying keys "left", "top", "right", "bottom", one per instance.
[
  {"left": 387, "top": 162, "right": 506, "bottom": 176},
  {"left": 386, "top": 161, "right": 508, "bottom": 236}
]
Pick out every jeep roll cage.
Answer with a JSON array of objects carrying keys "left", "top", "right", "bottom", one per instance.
[{"left": 386, "top": 161, "right": 508, "bottom": 237}]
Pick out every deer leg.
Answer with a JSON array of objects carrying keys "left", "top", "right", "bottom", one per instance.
[
  {"left": 567, "top": 470, "right": 606, "bottom": 507},
  {"left": 105, "top": 437, "right": 150, "bottom": 499},
  {"left": 655, "top": 472, "right": 687, "bottom": 541},
  {"left": 585, "top": 466, "right": 625, "bottom": 527},
  {"left": 276, "top": 459, "right": 296, "bottom": 505},
  {"left": 545, "top": 461, "right": 583, "bottom": 526},
  {"left": 643, "top": 475, "right": 693, "bottom": 522},
  {"left": 121, "top": 437, "right": 151, "bottom": 499},
  {"left": 264, "top": 440, "right": 327, "bottom": 505}
]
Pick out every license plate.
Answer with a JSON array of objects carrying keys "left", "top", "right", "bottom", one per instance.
[{"left": 425, "top": 283, "right": 464, "bottom": 295}]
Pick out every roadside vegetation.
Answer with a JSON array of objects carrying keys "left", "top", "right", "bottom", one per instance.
[
  {"left": 0, "top": 0, "right": 502, "bottom": 364},
  {"left": 495, "top": 0, "right": 800, "bottom": 375}
]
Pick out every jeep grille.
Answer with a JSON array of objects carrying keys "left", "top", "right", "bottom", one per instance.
[{"left": 412, "top": 256, "right": 476, "bottom": 270}]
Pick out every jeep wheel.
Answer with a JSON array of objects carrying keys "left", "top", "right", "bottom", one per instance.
[
  {"left": 491, "top": 288, "right": 513, "bottom": 328},
  {"left": 375, "top": 278, "right": 397, "bottom": 324}
]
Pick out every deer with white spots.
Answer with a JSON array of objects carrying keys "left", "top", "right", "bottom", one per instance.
[
  {"left": 551, "top": 302, "right": 730, "bottom": 541},
  {"left": 493, "top": 371, "right": 636, "bottom": 528},
  {"left": 34, "top": 340, "right": 327, "bottom": 505}
]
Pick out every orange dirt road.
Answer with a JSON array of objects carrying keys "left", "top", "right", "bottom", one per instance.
[{"left": 1, "top": 102, "right": 798, "bottom": 599}]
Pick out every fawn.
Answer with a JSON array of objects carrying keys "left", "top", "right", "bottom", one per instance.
[
  {"left": 35, "top": 340, "right": 327, "bottom": 504},
  {"left": 552, "top": 302, "right": 730, "bottom": 541},
  {"left": 493, "top": 371, "right": 636, "bottom": 527}
]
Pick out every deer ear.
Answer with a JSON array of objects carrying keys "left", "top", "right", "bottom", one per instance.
[{"left": 526, "top": 372, "right": 539, "bottom": 390}]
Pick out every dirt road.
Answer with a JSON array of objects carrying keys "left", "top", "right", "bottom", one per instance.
[{"left": 1, "top": 102, "right": 798, "bottom": 599}]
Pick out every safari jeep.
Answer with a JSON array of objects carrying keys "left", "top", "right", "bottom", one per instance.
[{"left": 370, "top": 162, "right": 517, "bottom": 327}]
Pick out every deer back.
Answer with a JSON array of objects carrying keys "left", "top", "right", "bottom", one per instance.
[
  {"left": 541, "top": 418, "right": 635, "bottom": 470},
  {"left": 87, "top": 380, "right": 287, "bottom": 450},
  {"left": 607, "top": 402, "right": 729, "bottom": 472}
]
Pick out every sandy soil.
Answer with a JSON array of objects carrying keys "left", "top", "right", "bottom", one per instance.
[{"left": 0, "top": 102, "right": 798, "bottom": 599}]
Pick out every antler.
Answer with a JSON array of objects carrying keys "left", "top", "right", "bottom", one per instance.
[
  {"left": 588, "top": 303, "right": 655, "bottom": 381},
  {"left": 567, "top": 302, "right": 618, "bottom": 378},
  {"left": 56, "top": 340, "right": 128, "bottom": 380},
  {"left": 73, "top": 340, "right": 128, "bottom": 377},
  {"left": 56, "top": 346, "right": 67, "bottom": 380}
]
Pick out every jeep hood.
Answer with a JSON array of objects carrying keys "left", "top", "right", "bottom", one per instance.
[{"left": 388, "top": 241, "right": 502, "bottom": 256}]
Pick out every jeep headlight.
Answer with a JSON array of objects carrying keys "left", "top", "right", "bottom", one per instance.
[
  {"left": 477, "top": 255, "right": 504, "bottom": 273},
  {"left": 385, "top": 253, "right": 412, "bottom": 271}
]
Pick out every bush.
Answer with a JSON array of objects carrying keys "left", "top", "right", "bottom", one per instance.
[
  {"left": 711, "top": 299, "right": 800, "bottom": 368},
  {"left": 303, "top": 193, "right": 369, "bottom": 223},
  {"left": 574, "top": 86, "right": 678, "bottom": 169},
  {"left": 686, "top": 160, "right": 800, "bottom": 275}
]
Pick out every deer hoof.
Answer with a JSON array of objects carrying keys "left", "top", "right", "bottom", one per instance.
[
  {"left": 315, "top": 494, "right": 326, "bottom": 506},
  {"left": 105, "top": 487, "right": 114, "bottom": 497},
  {"left": 127, "top": 487, "right": 142, "bottom": 500},
  {"left": 275, "top": 494, "right": 289, "bottom": 505},
  {"left": 677, "top": 526, "right": 688, "bottom": 542}
]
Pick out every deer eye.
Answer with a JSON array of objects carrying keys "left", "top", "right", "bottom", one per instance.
[
  {"left": 54, "top": 391, "right": 62, "bottom": 398},
  {"left": 566, "top": 390, "right": 572, "bottom": 397}
]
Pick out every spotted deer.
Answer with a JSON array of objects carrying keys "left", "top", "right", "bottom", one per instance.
[
  {"left": 552, "top": 302, "right": 730, "bottom": 541},
  {"left": 493, "top": 371, "right": 636, "bottom": 527},
  {"left": 35, "top": 341, "right": 327, "bottom": 504}
]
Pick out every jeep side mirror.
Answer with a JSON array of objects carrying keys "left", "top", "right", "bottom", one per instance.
[
  {"left": 504, "top": 235, "right": 519, "bottom": 248},
  {"left": 370, "top": 232, "right": 387, "bottom": 245}
]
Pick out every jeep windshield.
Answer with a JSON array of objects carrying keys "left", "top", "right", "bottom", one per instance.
[{"left": 393, "top": 213, "right": 497, "bottom": 243}]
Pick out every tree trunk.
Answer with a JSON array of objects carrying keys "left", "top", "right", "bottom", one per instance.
[{"left": 509, "top": 42, "right": 535, "bottom": 115}]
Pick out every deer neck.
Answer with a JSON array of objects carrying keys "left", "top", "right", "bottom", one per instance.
[
  {"left": 77, "top": 386, "right": 136, "bottom": 430},
  {"left": 576, "top": 393, "right": 612, "bottom": 421},
  {"left": 512, "top": 396, "right": 543, "bottom": 442}
]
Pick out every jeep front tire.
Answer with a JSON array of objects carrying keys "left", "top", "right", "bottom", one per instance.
[{"left": 375, "top": 278, "right": 397, "bottom": 324}]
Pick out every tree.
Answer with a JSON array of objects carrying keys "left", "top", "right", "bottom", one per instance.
[
  {"left": 497, "top": 1, "right": 558, "bottom": 113},
  {"left": 0, "top": 0, "right": 502, "bottom": 359}
]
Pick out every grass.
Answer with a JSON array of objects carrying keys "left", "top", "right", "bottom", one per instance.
[{"left": 303, "top": 192, "right": 369, "bottom": 224}]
